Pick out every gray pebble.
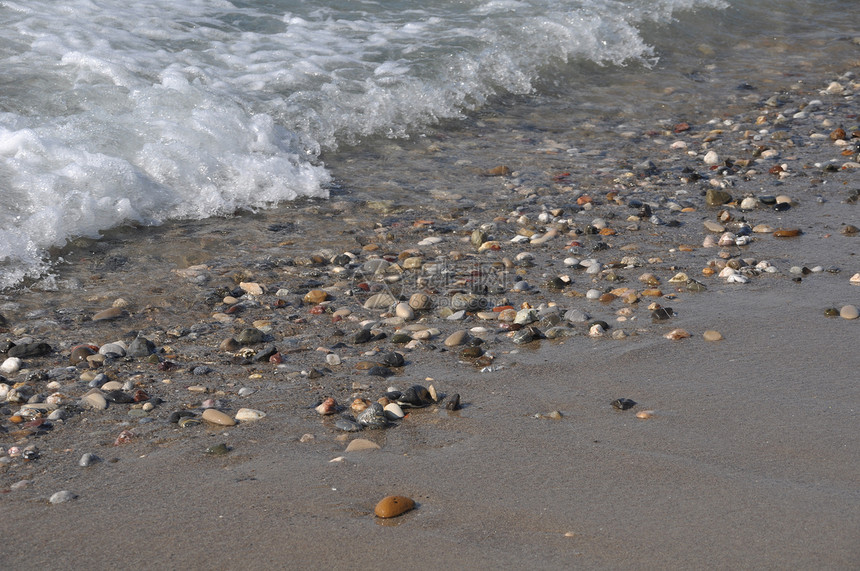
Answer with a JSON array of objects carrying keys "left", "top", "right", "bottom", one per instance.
[
  {"left": 79, "top": 453, "right": 100, "bottom": 467},
  {"left": 49, "top": 490, "right": 78, "bottom": 504}
]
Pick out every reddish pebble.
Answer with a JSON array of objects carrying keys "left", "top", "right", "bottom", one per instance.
[
  {"left": 133, "top": 390, "right": 149, "bottom": 402},
  {"left": 773, "top": 228, "right": 801, "bottom": 237}
]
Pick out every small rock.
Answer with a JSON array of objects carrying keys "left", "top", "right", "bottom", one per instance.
[
  {"left": 0, "top": 357, "right": 22, "bottom": 375},
  {"left": 444, "top": 330, "right": 470, "bottom": 347},
  {"left": 840, "top": 305, "right": 859, "bottom": 320},
  {"left": 92, "top": 307, "right": 124, "bottom": 321},
  {"left": 81, "top": 391, "right": 108, "bottom": 410},
  {"left": 345, "top": 438, "right": 381, "bottom": 452},
  {"left": 374, "top": 495, "right": 415, "bottom": 518},
  {"left": 703, "top": 330, "right": 723, "bottom": 341},
  {"left": 49, "top": 491, "right": 78, "bottom": 504},
  {"left": 240, "top": 282, "right": 264, "bottom": 296},
  {"left": 201, "top": 408, "right": 236, "bottom": 426},
  {"left": 395, "top": 302, "right": 415, "bottom": 321},
  {"left": 303, "top": 289, "right": 328, "bottom": 304},
  {"left": 364, "top": 293, "right": 396, "bottom": 309},
  {"left": 235, "top": 408, "right": 266, "bottom": 422},
  {"left": 705, "top": 189, "right": 732, "bottom": 206},
  {"left": 79, "top": 453, "right": 100, "bottom": 467}
]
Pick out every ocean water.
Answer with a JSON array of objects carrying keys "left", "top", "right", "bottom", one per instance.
[{"left": 0, "top": 0, "right": 854, "bottom": 289}]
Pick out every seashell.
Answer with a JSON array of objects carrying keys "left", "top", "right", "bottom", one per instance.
[
  {"left": 356, "top": 403, "right": 389, "bottom": 429},
  {"left": 396, "top": 385, "right": 433, "bottom": 408},
  {"left": 445, "top": 393, "right": 461, "bottom": 411},
  {"left": 611, "top": 398, "right": 636, "bottom": 410},
  {"left": 668, "top": 272, "right": 688, "bottom": 283},
  {"left": 636, "top": 410, "right": 655, "bottom": 419},
  {"left": 383, "top": 403, "right": 405, "bottom": 420},
  {"left": 664, "top": 328, "right": 691, "bottom": 340},
  {"left": 335, "top": 417, "right": 363, "bottom": 432},
  {"left": 727, "top": 273, "right": 750, "bottom": 284},
  {"left": 849, "top": 273, "right": 860, "bottom": 285},
  {"left": 316, "top": 397, "right": 338, "bottom": 415},
  {"left": 179, "top": 417, "right": 202, "bottom": 428}
]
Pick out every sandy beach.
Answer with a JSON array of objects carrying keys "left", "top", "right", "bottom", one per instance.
[{"left": 2, "top": 60, "right": 859, "bottom": 569}]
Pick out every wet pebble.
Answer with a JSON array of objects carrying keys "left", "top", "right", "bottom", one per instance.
[
  {"left": 703, "top": 330, "right": 724, "bottom": 341},
  {"left": 374, "top": 495, "right": 415, "bottom": 518},
  {"left": 235, "top": 408, "right": 266, "bottom": 422},
  {"left": 356, "top": 402, "right": 389, "bottom": 429},
  {"left": 444, "top": 330, "right": 470, "bottom": 347},
  {"left": 335, "top": 417, "right": 363, "bottom": 432}
]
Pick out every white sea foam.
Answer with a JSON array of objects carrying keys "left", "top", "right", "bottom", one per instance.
[{"left": 0, "top": 0, "right": 726, "bottom": 287}]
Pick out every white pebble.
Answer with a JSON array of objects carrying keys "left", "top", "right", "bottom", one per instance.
[
  {"left": 0, "top": 357, "right": 21, "bottom": 375},
  {"left": 703, "top": 150, "right": 719, "bottom": 165},
  {"left": 49, "top": 490, "right": 78, "bottom": 504}
]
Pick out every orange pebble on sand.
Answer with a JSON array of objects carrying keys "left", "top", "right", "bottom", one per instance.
[{"left": 374, "top": 495, "right": 415, "bottom": 518}]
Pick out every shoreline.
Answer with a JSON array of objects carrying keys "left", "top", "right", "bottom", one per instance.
[{"left": 1, "top": 68, "right": 859, "bottom": 568}]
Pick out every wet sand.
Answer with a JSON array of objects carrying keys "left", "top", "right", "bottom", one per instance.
[{"left": 2, "top": 63, "right": 859, "bottom": 568}]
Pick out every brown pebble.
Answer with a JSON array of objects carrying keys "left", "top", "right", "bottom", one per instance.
[
  {"left": 636, "top": 410, "right": 655, "bottom": 419},
  {"left": 773, "top": 228, "right": 801, "bottom": 237},
  {"left": 201, "top": 408, "right": 236, "bottom": 426},
  {"left": 92, "top": 307, "right": 124, "bottom": 321},
  {"left": 303, "top": 289, "right": 329, "bottom": 304},
  {"left": 830, "top": 128, "right": 846, "bottom": 141},
  {"left": 482, "top": 165, "right": 511, "bottom": 177},
  {"left": 374, "top": 495, "right": 415, "bottom": 518},
  {"left": 703, "top": 330, "right": 723, "bottom": 341}
]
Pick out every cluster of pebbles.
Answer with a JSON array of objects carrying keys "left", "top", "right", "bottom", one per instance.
[{"left": 0, "top": 73, "right": 857, "bottom": 499}]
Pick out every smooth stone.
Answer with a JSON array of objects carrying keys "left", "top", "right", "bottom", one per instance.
[
  {"left": 563, "top": 309, "right": 590, "bottom": 323},
  {"left": 239, "top": 282, "right": 264, "bottom": 296},
  {"left": 395, "top": 302, "right": 415, "bottom": 321},
  {"left": 444, "top": 330, "right": 470, "bottom": 347},
  {"left": 201, "top": 408, "right": 236, "bottom": 426},
  {"left": 236, "top": 328, "right": 266, "bottom": 345},
  {"left": 98, "top": 342, "right": 127, "bottom": 357},
  {"left": 303, "top": 289, "right": 329, "bottom": 304},
  {"left": 79, "top": 453, "right": 101, "bottom": 467},
  {"left": 92, "top": 307, "right": 124, "bottom": 321},
  {"left": 840, "top": 305, "right": 859, "bottom": 320},
  {"left": 235, "top": 408, "right": 266, "bottom": 421},
  {"left": 703, "top": 330, "right": 724, "bottom": 341},
  {"left": 81, "top": 392, "right": 107, "bottom": 410},
  {"left": 49, "top": 491, "right": 78, "bottom": 504},
  {"left": 100, "top": 381, "right": 123, "bottom": 391},
  {"left": 0, "top": 357, "right": 22, "bottom": 375},
  {"left": 408, "top": 293, "right": 432, "bottom": 310},
  {"left": 374, "top": 495, "right": 415, "bottom": 518},
  {"left": 345, "top": 438, "right": 380, "bottom": 452},
  {"left": 364, "top": 293, "right": 396, "bottom": 309},
  {"left": 325, "top": 353, "right": 342, "bottom": 366},
  {"left": 445, "top": 394, "right": 461, "bottom": 411},
  {"left": 773, "top": 228, "right": 801, "bottom": 237}
]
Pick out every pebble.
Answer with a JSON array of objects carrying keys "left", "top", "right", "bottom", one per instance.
[
  {"left": 703, "top": 330, "right": 723, "bottom": 341},
  {"left": 303, "top": 289, "right": 329, "bottom": 304},
  {"left": 201, "top": 408, "right": 236, "bottom": 426},
  {"left": 81, "top": 391, "right": 108, "bottom": 410},
  {"left": 444, "top": 330, "right": 470, "bottom": 347},
  {"left": 635, "top": 410, "right": 655, "bottom": 419},
  {"left": 240, "top": 282, "right": 264, "bottom": 296},
  {"left": 395, "top": 302, "right": 415, "bottom": 320},
  {"left": 850, "top": 273, "right": 860, "bottom": 286},
  {"left": 235, "top": 408, "right": 266, "bottom": 422},
  {"left": 383, "top": 402, "right": 405, "bottom": 419},
  {"left": 773, "top": 228, "right": 801, "bottom": 237},
  {"left": 611, "top": 398, "right": 636, "bottom": 411},
  {"left": 408, "top": 293, "right": 432, "bottom": 310},
  {"left": 665, "top": 329, "right": 691, "bottom": 340},
  {"left": 840, "top": 305, "right": 859, "bottom": 320},
  {"left": 79, "top": 453, "right": 100, "bottom": 467},
  {"left": 92, "top": 307, "right": 124, "bottom": 321},
  {"left": 374, "top": 495, "right": 415, "bottom": 518},
  {"left": 364, "top": 293, "right": 396, "bottom": 309},
  {"left": 0, "top": 357, "right": 22, "bottom": 375},
  {"left": 345, "top": 438, "right": 380, "bottom": 452},
  {"left": 49, "top": 490, "right": 78, "bottom": 504},
  {"left": 316, "top": 397, "right": 338, "bottom": 415}
]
